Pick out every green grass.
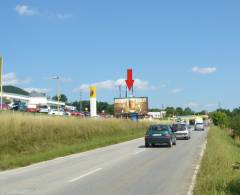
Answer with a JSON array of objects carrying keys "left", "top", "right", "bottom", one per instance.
[
  {"left": 0, "top": 112, "right": 152, "bottom": 170},
  {"left": 193, "top": 126, "right": 240, "bottom": 195}
]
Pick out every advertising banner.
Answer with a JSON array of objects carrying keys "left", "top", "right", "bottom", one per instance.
[{"left": 114, "top": 97, "right": 148, "bottom": 115}]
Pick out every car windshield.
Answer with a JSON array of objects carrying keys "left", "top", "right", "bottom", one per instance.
[
  {"left": 173, "top": 124, "right": 186, "bottom": 131},
  {"left": 196, "top": 123, "right": 203, "bottom": 125}
]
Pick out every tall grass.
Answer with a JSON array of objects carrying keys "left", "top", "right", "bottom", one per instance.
[
  {"left": 0, "top": 112, "right": 151, "bottom": 170},
  {"left": 193, "top": 126, "right": 240, "bottom": 195}
]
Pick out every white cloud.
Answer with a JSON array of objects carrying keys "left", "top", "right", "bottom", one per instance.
[
  {"left": 73, "top": 78, "right": 154, "bottom": 92},
  {"left": 15, "top": 5, "right": 37, "bottom": 16},
  {"left": 169, "top": 88, "right": 183, "bottom": 94},
  {"left": 186, "top": 102, "right": 198, "bottom": 107},
  {"left": 192, "top": 66, "right": 217, "bottom": 74},
  {"left": 56, "top": 13, "right": 72, "bottom": 19},
  {"left": 205, "top": 103, "right": 218, "bottom": 108},
  {"left": 3, "top": 72, "right": 31, "bottom": 85},
  {"left": 24, "top": 88, "right": 51, "bottom": 93},
  {"left": 61, "top": 77, "right": 73, "bottom": 83},
  {"left": 14, "top": 4, "right": 72, "bottom": 20}
]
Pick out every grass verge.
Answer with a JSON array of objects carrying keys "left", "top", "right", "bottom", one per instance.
[
  {"left": 193, "top": 126, "right": 240, "bottom": 195},
  {"left": 0, "top": 112, "right": 152, "bottom": 170}
]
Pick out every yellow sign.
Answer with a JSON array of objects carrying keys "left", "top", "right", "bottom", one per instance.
[{"left": 90, "top": 86, "right": 96, "bottom": 98}]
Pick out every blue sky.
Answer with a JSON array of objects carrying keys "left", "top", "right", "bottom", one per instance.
[{"left": 0, "top": 0, "right": 240, "bottom": 111}]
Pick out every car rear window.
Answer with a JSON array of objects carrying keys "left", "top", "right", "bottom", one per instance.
[{"left": 148, "top": 125, "right": 170, "bottom": 133}]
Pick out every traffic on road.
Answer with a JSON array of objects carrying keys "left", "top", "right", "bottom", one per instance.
[{"left": 0, "top": 121, "right": 208, "bottom": 195}]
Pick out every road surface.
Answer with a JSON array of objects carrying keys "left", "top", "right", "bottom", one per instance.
[{"left": 0, "top": 129, "right": 208, "bottom": 195}]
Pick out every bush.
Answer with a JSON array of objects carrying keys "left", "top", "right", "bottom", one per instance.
[{"left": 230, "top": 114, "right": 240, "bottom": 136}]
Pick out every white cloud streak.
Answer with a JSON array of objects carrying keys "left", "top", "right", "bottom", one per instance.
[
  {"left": 15, "top": 5, "right": 37, "bottom": 16},
  {"left": 56, "top": 13, "right": 72, "bottom": 19},
  {"left": 192, "top": 66, "right": 217, "bottom": 74},
  {"left": 73, "top": 78, "right": 155, "bottom": 92},
  {"left": 14, "top": 4, "right": 72, "bottom": 20},
  {"left": 24, "top": 88, "right": 51, "bottom": 93},
  {"left": 169, "top": 88, "right": 183, "bottom": 94},
  {"left": 186, "top": 102, "right": 198, "bottom": 107},
  {"left": 205, "top": 103, "right": 218, "bottom": 108},
  {"left": 3, "top": 72, "right": 31, "bottom": 85}
]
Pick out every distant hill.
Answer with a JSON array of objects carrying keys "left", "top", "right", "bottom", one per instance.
[{"left": 3, "top": 85, "right": 29, "bottom": 96}]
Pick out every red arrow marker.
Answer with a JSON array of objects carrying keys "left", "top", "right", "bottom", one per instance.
[{"left": 125, "top": 69, "right": 134, "bottom": 91}]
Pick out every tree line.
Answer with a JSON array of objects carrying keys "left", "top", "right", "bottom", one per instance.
[
  {"left": 52, "top": 93, "right": 208, "bottom": 116},
  {"left": 209, "top": 108, "right": 240, "bottom": 137}
]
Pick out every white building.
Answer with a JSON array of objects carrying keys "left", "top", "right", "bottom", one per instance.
[
  {"left": 2, "top": 92, "right": 65, "bottom": 108},
  {"left": 148, "top": 111, "right": 167, "bottom": 119}
]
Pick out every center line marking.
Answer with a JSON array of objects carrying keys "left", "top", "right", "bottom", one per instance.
[
  {"left": 134, "top": 149, "right": 145, "bottom": 155},
  {"left": 69, "top": 168, "right": 103, "bottom": 183}
]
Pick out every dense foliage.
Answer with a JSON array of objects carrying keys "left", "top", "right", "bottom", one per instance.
[
  {"left": 165, "top": 106, "right": 196, "bottom": 117},
  {"left": 209, "top": 108, "right": 240, "bottom": 136}
]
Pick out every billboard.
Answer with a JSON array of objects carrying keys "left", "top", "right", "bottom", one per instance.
[{"left": 114, "top": 97, "right": 148, "bottom": 115}]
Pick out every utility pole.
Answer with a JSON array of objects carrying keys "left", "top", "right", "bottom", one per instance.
[
  {"left": 218, "top": 101, "right": 222, "bottom": 109},
  {"left": 79, "top": 90, "right": 82, "bottom": 112},
  {"left": 52, "top": 76, "right": 60, "bottom": 113},
  {"left": 118, "top": 85, "right": 122, "bottom": 98},
  {"left": 0, "top": 56, "right": 3, "bottom": 110}
]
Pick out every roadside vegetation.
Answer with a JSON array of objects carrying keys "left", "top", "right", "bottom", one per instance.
[
  {"left": 194, "top": 108, "right": 240, "bottom": 195},
  {"left": 0, "top": 112, "right": 151, "bottom": 170}
]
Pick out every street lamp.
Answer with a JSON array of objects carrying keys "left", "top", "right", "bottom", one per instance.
[{"left": 52, "top": 76, "right": 60, "bottom": 113}]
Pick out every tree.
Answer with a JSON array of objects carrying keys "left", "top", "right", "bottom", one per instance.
[
  {"left": 165, "top": 107, "right": 175, "bottom": 117},
  {"left": 176, "top": 107, "right": 184, "bottom": 116},
  {"left": 210, "top": 111, "right": 229, "bottom": 127},
  {"left": 69, "top": 101, "right": 114, "bottom": 114},
  {"left": 149, "top": 108, "right": 161, "bottom": 112},
  {"left": 184, "top": 107, "right": 194, "bottom": 115},
  {"left": 52, "top": 94, "right": 68, "bottom": 103}
]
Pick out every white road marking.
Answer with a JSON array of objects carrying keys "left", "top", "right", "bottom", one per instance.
[
  {"left": 187, "top": 139, "right": 207, "bottom": 195},
  {"left": 133, "top": 149, "right": 146, "bottom": 155},
  {"left": 69, "top": 168, "right": 103, "bottom": 183}
]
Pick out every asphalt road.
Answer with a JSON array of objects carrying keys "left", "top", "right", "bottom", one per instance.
[{"left": 0, "top": 129, "right": 208, "bottom": 195}]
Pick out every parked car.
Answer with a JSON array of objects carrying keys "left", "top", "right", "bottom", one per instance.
[
  {"left": 0, "top": 103, "right": 10, "bottom": 110},
  {"left": 145, "top": 125, "right": 176, "bottom": 147},
  {"left": 65, "top": 110, "right": 83, "bottom": 116},
  {"left": 48, "top": 109, "right": 65, "bottom": 116},
  {"left": 10, "top": 102, "right": 27, "bottom": 112},
  {"left": 195, "top": 123, "right": 205, "bottom": 131},
  {"left": 27, "top": 104, "right": 39, "bottom": 113},
  {"left": 39, "top": 106, "right": 49, "bottom": 114},
  {"left": 173, "top": 124, "right": 191, "bottom": 140}
]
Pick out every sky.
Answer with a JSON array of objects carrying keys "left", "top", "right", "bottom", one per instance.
[{"left": 0, "top": 0, "right": 240, "bottom": 111}]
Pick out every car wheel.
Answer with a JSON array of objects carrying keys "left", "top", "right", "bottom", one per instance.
[
  {"left": 145, "top": 142, "right": 149, "bottom": 147},
  {"left": 151, "top": 143, "right": 155, "bottom": 147}
]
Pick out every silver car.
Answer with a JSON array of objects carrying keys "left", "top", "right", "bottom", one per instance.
[
  {"left": 195, "top": 123, "right": 205, "bottom": 131},
  {"left": 172, "top": 124, "right": 191, "bottom": 140}
]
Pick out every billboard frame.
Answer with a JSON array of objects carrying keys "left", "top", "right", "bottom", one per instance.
[{"left": 114, "top": 97, "right": 148, "bottom": 118}]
